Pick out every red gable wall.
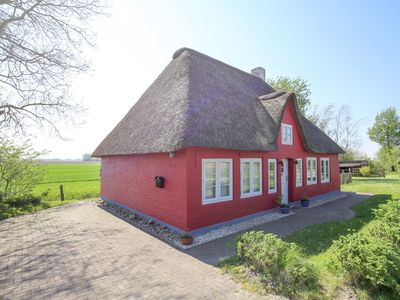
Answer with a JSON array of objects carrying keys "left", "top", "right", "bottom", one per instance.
[
  {"left": 185, "top": 102, "right": 340, "bottom": 230},
  {"left": 100, "top": 101, "right": 340, "bottom": 232},
  {"left": 100, "top": 151, "right": 189, "bottom": 230}
]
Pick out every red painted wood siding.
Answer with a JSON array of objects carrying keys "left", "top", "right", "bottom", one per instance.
[
  {"left": 100, "top": 151, "right": 188, "bottom": 230},
  {"left": 100, "top": 101, "right": 340, "bottom": 231}
]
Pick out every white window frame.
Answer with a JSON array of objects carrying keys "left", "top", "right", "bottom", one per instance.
[
  {"left": 240, "top": 158, "right": 263, "bottom": 198},
  {"left": 295, "top": 158, "right": 303, "bottom": 187},
  {"left": 306, "top": 157, "right": 317, "bottom": 185},
  {"left": 320, "top": 158, "right": 330, "bottom": 183},
  {"left": 268, "top": 159, "right": 277, "bottom": 193},
  {"left": 202, "top": 159, "right": 233, "bottom": 204},
  {"left": 281, "top": 123, "right": 293, "bottom": 145}
]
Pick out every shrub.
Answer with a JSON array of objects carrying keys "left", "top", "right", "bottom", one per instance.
[
  {"left": 0, "top": 139, "right": 45, "bottom": 200},
  {"left": 359, "top": 166, "right": 371, "bottom": 177},
  {"left": 368, "top": 220, "right": 400, "bottom": 247},
  {"left": 373, "top": 199, "right": 400, "bottom": 224},
  {"left": 330, "top": 233, "right": 400, "bottom": 296},
  {"left": 367, "top": 200, "right": 400, "bottom": 247},
  {"left": 6, "top": 194, "right": 42, "bottom": 208},
  {"left": 236, "top": 231, "right": 319, "bottom": 296},
  {"left": 369, "top": 159, "right": 385, "bottom": 176}
]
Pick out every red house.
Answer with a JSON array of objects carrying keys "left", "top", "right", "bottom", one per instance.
[{"left": 93, "top": 48, "right": 344, "bottom": 232}]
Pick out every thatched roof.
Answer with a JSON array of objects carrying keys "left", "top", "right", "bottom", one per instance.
[{"left": 93, "top": 48, "right": 343, "bottom": 157}]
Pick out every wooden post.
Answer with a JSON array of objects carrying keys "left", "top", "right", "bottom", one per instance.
[{"left": 60, "top": 184, "right": 64, "bottom": 201}]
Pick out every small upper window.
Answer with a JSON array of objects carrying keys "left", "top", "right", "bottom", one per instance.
[{"left": 281, "top": 123, "right": 293, "bottom": 145}]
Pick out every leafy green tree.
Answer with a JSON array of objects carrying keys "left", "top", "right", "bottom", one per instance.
[
  {"left": 377, "top": 146, "right": 400, "bottom": 172},
  {"left": 268, "top": 76, "right": 311, "bottom": 115},
  {"left": 0, "top": 139, "right": 44, "bottom": 200},
  {"left": 368, "top": 107, "right": 400, "bottom": 171}
]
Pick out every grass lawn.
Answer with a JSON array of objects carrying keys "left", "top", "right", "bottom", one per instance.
[
  {"left": 1, "top": 163, "right": 100, "bottom": 220},
  {"left": 222, "top": 173, "right": 400, "bottom": 299}
]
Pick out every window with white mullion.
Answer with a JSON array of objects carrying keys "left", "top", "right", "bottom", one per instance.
[
  {"left": 281, "top": 123, "right": 293, "bottom": 145},
  {"left": 268, "top": 159, "right": 277, "bottom": 193},
  {"left": 321, "top": 158, "right": 330, "bottom": 183},
  {"left": 295, "top": 158, "right": 303, "bottom": 187},
  {"left": 202, "top": 159, "right": 232, "bottom": 204},
  {"left": 306, "top": 157, "right": 317, "bottom": 185},
  {"left": 204, "top": 161, "right": 217, "bottom": 201},
  {"left": 241, "top": 158, "right": 262, "bottom": 198}
]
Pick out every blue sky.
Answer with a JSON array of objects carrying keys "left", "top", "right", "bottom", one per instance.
[{"left": 35, "top": 0, "right": 400, "bottom": 158}]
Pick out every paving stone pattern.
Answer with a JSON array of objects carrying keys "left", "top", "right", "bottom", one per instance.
[{"left": 0, "top": 202, "right": 267, "bottom": 300}]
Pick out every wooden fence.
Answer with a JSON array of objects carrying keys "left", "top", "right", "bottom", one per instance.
[{"left": 340, "top": 171, "right": 352, "bottom": 184}]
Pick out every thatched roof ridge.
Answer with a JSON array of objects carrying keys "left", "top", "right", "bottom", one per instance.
[{"left": 93, "top": 48, "right": 343, "bottom": 157}]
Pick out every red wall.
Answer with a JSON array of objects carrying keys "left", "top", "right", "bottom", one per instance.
[
  {"left": 185, "top": 102, "right": 340, "bottom": 230},
  {"left": 100, "top": 102, "right": 340, "bottom": 231},
  {"left": 100, "top": 150, "right": 188, "bottom": 230}
]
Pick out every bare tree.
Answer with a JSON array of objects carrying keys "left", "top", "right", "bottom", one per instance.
[
  {"left": 308, "top": 104, "right": 364, "bottom": 153},
  {"left": 307, "top": 104, "right": 335, "bottom": 133},
  {"left": 0, "top": 0, "right": 107, "bottom": 137}
]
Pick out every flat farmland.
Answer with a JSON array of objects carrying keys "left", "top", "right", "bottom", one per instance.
[{"left": 34, "top": 163, "right": 100, "bottom": 201}]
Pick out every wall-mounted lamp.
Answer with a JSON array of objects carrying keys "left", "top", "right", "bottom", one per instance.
[
  {"left": 169, "top": 152, "right": 176, "bottom": 158},
  {"left": 295, "top": 160, "right": 299, "bottom": 165},
  {"left": 279, "top": 160, "right": 284, "bottom": 167}
]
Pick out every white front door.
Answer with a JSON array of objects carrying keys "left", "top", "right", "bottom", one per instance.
[{"left": 280, "top": 159, "right": 288, "bottom": 204}]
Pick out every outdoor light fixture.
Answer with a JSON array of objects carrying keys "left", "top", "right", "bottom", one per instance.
[
  {"left": 279, "top": 160, "right": 284, "bottom": 166},
  {"left": 169, "top": 152, "right": 176, "bottom": 158}
]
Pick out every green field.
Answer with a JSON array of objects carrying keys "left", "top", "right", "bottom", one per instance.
[
  {"left": 34, "top": 163, "right": 100, "bottom": 201},
  {"left": 0, "top": 163, "right": 101, "bottom": 220}
]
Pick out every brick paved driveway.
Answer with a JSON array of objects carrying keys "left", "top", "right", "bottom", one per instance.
[{"left": 0, "top": 202, "right": 265, "bottom": 300}]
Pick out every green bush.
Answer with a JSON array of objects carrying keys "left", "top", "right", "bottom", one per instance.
[
  {"left": 236, "top": 231, "right": 319, "bottom": 297},
  {"left": 359, "top": 166, "right": 371, "bottom": 177},
  {"left": 369, "top": 159, "right": 385, "bottom": 176},
  {"left": 374, "top": 199, "right": 400, "bottom": 225},
  {"left": 330, "top": 233, "right": 400, "bottom": 295},
  {"left": 367, "top": 200, "right": 400, "bottom": 247},
  {"left": 6, "top": 194, "right": 42, "bottom": 208},
  {"left": 368, "top": 220, "right": 400, "bottom": 247},
  {"left": 330, "top": 200, "right": 400, "bottom": 296}
]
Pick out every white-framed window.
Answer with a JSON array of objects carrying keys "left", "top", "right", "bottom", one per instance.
[
  {"left": 295, "top": 158, "right": 303, "bottom": 187},
  {"left": 240, "top": 158, "right": 262, "bottom": 198},
  {"left": 321, "top": 158, "right": 330, "bottom": 183},
  {"left": 268, "top": 159, "right": 277, "bottom": 193},
  {"left": 202, "top": 159, "right": 233, "bottom": 204},
  {"left": 281, "top": 123, "right": 293, "bottom": 145},
  {"left": 306, "top": 157, "right": 317, "bottom": 185}
]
